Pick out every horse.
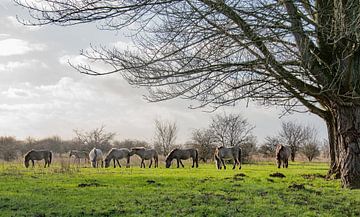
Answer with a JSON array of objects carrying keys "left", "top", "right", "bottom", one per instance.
[
  {"left": 69, "top": 150, "right": 89, "bottom": 165},
  {"left": 24, "top": 150, "right": 52, "bottom": 168},
  {"left": 275, "top": 144, "right": 291, "bottom": 168},
  {"left": 104, "top": 148, "right": 132, "bottom": 168},
  {"left": 131, "top": 147, "right": 158, "bottom": 168},
  {"left": 165, "top": 148, "right": 198, "bottom": 168},
  {"left": 89, "top": 148, "right": 104, "bottom": 168},
  {"left": 214, "top": 146, "right": 241, "bottom": 170}
]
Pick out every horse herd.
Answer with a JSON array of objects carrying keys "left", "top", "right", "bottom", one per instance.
[{"left": 23, "top": 144, "right": 291, "bottom": 169}]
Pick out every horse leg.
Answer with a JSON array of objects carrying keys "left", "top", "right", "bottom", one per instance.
[
  {"left": 232, "top": 159, "right": 236, "bottom": 170},
  {"left": 149, "top": 159, "right": 152, "bottom": 168},
  {"left": 285, "top": 159, "right": 288, "bottom": 168},
  {"left": 277, "top": 159, "right": 281, "bottom": 169},
  {"left": 238, "top": 158, "right": 241, "bottom": 169},
  {"left": 31, "top": 160, "right": 35, "bottom": 167},
  {"left": 176, "top": 159, "right": 180, "bottom": 168},
  {"left": 179, "top": 160, "right": 184, "bottom": 168},
  {"left": 192, "top": 157, "right": 195, "bottom": 168},
  {"left": 141, "top": 159, "right": 144, "bottom": 168},
  {"left": 117, "top": 159, "right": 121, "bottom": 168},
  {"left": 221, "top": 158, "right": 226, "bottom": 170}
]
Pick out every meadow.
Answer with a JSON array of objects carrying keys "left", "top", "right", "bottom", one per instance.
[{"left": 0, "top": 160, "right": 359, "bottom": 217}]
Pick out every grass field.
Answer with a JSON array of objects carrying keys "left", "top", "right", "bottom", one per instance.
[{"left": 0, "top": 161, "right": 359, "bottom": 217}]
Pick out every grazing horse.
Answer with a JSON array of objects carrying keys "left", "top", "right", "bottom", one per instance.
[
  {"left": 165, "top": 148, "right": 198, "bottom": 168},
  {"left": 69, "top": 150, "right": 89, "bottom": 165},
  {"left": 24, "top": 150, "right": 52, "bottom": 168},
  {"left": 275, "top": 144, "right": 291, "bottom": 168},
  {"left": 131, "top": 147, "right": 158, "bottom": 168},
  {"left": 89, "top": 148, "right": 104, "bottom": 168},
  {"left": 104, "top": 148, "right": 132, "bottom": 168},
  {"left": 214, "top": 146, "right": 241, "bottom": 170}
]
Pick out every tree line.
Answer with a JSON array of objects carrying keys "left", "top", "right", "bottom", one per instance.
[{"left": 0, "top": 114, "right": 327, "bottom": 163}]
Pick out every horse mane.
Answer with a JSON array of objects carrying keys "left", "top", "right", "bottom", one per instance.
[
  {"left": 275, "top": 144, "right": 284, "bottom": 159},
  {"left": 132, "top": 147, "right": 145, "bottom": 151},
  {"left": 166, "top": 148, "right": 178, "bottom": 158}
]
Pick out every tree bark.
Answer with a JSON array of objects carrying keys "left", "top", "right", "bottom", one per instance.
[
  {"left": 325, "top": 113, "right": 341, "bottom": 178},
  {"left": 335, "top": 105, "right": 360, "bottom": 188}
]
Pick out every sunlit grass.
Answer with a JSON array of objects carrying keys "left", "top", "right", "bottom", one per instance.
[{"left": 0, "top": 161, "right": 359, "bottom": 216}]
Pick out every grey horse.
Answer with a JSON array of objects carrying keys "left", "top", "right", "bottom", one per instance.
[
  {"left": 214, "top": 146, "right": 241, "bottom": 170},
  {"left": 24, "top": 150, "right": 52, "bottom": 168},
  {"left": 104, "top": 148, "right": 132, "bottom": 168},
  {"left": 165, "top": 148, "right": 198, "bottom": 168},
  {"left": 275, "top": 144, "right": 291, "bottom": 168},
  {"left": 131, "top": 147, "right": 159, "bottom": 168}
]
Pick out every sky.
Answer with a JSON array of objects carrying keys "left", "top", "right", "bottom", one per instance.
[{"left": 0, "top": 1, "right": 328, "bottom": 144}]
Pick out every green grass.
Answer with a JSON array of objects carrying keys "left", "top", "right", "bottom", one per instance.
[{"left": 0, "top": 161, "right": 359, "bottom": 217}]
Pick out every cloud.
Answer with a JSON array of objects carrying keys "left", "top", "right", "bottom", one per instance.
[
  {"left": 5, "top": 16, "right": 41, "bottom": 31},
  {"left": 0, "top": 59, "right": 47, "bottom": 72},
  {"left": 0, "top": 38, "right": 46, "bottom": 56}
]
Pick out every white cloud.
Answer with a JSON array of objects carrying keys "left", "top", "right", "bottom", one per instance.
[
  {"left": 0, "top": 38, "right": 46, "bottom": 56},
  {"left": 5, "top": 16, "right": 41, "bottom": 31},
  {"left": 1, "top": 87, "right": 39, "bottom": 98},
  {"left": 0, "top": 59, "right": 47, "bottom": 72}
]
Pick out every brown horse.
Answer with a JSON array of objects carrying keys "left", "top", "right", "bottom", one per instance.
[
  {"left": 69, "top": 150, "right": 89, "bottom": 165},
  {"left": 131, "top": 147, "right": 159, "bottom": 168},
  {"left": 275, "top": 144, "right": 291, "bottom": 168},
  {"left": 165, "top": 148, "right": 198, "bottom": 168},
  {"left": 214, "top": 146, "right": 242, "bottom": 170},
  {"left": 24, "top": 150, "right": 52, "bottom": 168}
]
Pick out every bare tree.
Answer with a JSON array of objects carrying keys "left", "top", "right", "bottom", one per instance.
[
  {"left": 113, "top": 139, "right": 150, "bottom": 149},
  {"left": 73, "top": 126, "right": 115, "bottom": 152},
  {"left": 154, "top": 119, "right": 177, "bottom": 156},
  {"left": 301, "top": 142, "right": 321, "bottom": 162},
  {"left": 258, "top": 136, "right": 281, "bottom": 158},
  {"left": 0, "top": 136, "right": 20, "bottom": 161},
  {"left": 210, "top": 113, "right": 254, "bottom": 147},
  {"left": 278, "top": 121, "right": 309, "bottom": 162},
  {"left": 191, "top": 128, "right": 216, "bottom": 162},
  {"left": 14, "top": 0, "right": 360, "bottom": 188}
]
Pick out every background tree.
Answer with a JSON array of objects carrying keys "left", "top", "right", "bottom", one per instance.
[
  {"left": 210, "top": 113, "right": 254, "bottom": 147},
  {"left": 0, "top": 136, "right": 21, "bottom": 161},
  {"left": 154, "top": 119, "right": 177, "bottom": 156},
  {"left": 258, "top": 136, "right": 281, "bottom": 158},
  {"left": 74, "top": 126, "right": 115, "bottom": 152},
  {"left": 278, "top": 121, "right": 309, "bottom": 162},
  {"left": 113, "top": 139, "right": 150, "bottom": 150},
  {"left": 14, "top": 0, "right": 360, "bottom": 188},
  {"left": 191, "top": 128, "right": 216, "bottom": 162},
  {"left": 301, "top": 142, "right": 321, "bottom": 162}
]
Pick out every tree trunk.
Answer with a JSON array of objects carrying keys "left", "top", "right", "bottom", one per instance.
[
  {"left": 335, "top": 105, "right": 360, "bottom": 189},
  {"left": 325, "top": 114, "right": 341, "bottom": 179}
]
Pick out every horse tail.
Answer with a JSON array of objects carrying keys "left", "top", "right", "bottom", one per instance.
[
  {"left": 154, "top": 152, "right": 159, "bottom": 167},
  {"left": 49, "top": 151, "right": 52, "bottom": 165},
  {"left": 238, "top": 147, "right": 242, "bottom": 169},
  {"left": 214, "top": 148, "right": 220, "bottom": 168},
  {"left": 276, "top": 144, "right": 283, "bottom": 160}
]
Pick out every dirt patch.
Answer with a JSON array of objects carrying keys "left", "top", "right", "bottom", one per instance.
[
  {"left": 269, "top": 172, "right": 286, "bottom": 178},
  {"left": 146, "top": 180, "right": 156, "bottom": 184},
  {"left": 77, "top": 179, "right": 103, "bottom": 188},
  {"left": 267, "top": 178, "right": 274, "bottom": 183},
  {"left": 146, "top": 179, "right": 162, "bottom": 186},
  {"left": 233, "top": 173, "right": 246, "bottom": 181},
  {"left": 301, "top": 174, "right": 326, "bottom": 180},
  {"left": 288, "top": 183, "right": 305, "bottom": 190}
]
